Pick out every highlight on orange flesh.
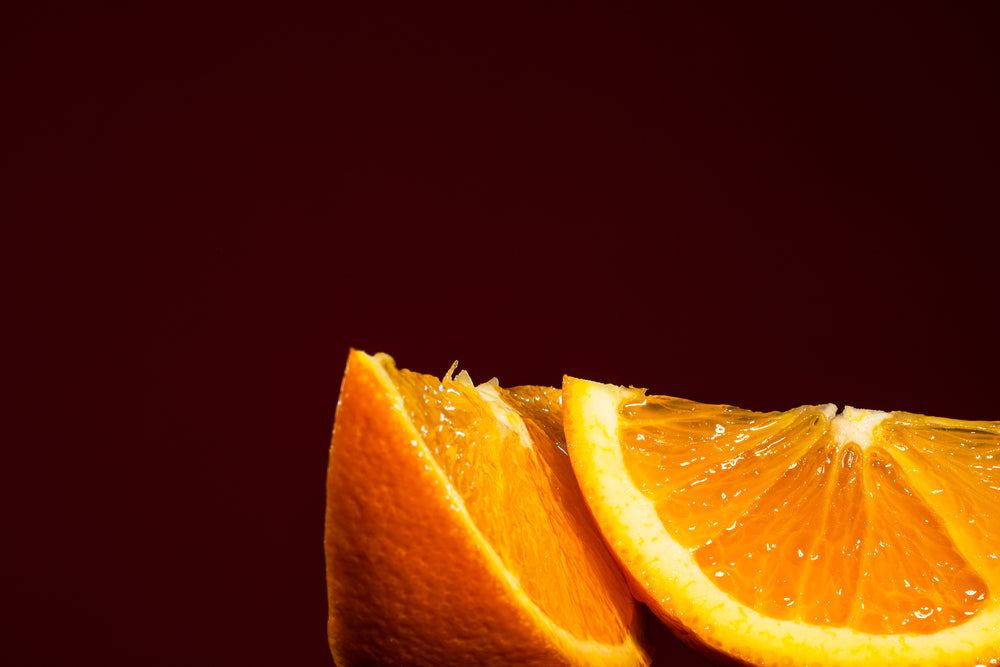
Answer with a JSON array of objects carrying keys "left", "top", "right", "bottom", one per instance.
[
  {"left": 324, "top": 351, "right": 649, "bottom": 667},
  {"left": 563, "top": 375, "right": 1000, "bottom": 666}
]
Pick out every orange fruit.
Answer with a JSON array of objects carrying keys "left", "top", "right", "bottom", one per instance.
[
  {"left": 324, "top": 351, "right": 649, "bottom": 666},
  {"left": 563, "top": 375, "right": 1000, "bottom": 666}
]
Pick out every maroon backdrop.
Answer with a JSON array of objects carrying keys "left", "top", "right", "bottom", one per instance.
[{"left": 8, "top": 3, "right": 999, "bottom": 665}]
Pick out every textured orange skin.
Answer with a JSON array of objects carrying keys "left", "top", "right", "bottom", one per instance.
[{"left": 326, "top": 351, "right": 606, "bottom": 666}]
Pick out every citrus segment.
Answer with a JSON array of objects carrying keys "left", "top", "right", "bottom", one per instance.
[
  {"left": 325, "top": 351, "right": 648, "bottom": 666},
  {"left": 563, "top": 375, "right": 1000, "bottom": 666},
  {"left": 693, "top": 441, "right": 852, "bottom": 625},
  {"left": 619, "top": 397, "right": 831, "bottom": 549},
  {"left": 878, "top": 413, "right": 1000, "bottom": 587}
]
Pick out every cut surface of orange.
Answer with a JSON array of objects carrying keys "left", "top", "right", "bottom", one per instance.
[
  {"left": 563, "top": 375, "right": 1000, "bottom": 666},
  {"left": 324, "top": 351, "right": 648, "bottom": 666}
]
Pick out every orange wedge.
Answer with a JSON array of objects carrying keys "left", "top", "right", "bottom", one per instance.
[
  {"left": 563, "top": 375, "right": 1000, "bottom": 666},
  {"left": 324, "top": 351, "right": 649, "bottom": 666}
]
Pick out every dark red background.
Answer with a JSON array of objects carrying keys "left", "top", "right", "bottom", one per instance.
[{"left": 7, "top": 3, "right": 999, "bottom": 665}]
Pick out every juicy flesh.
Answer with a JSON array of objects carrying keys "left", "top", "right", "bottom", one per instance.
[
  {"left": 383, "top": 359, "right": 634, "bottom": 644},
  {"left": 619, "top": 395, "right": 1000, "bottom": 634}
]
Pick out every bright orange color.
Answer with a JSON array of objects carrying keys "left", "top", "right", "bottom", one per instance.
[
  {"left": 324, "top": 351, "right": 648, "bottom": 667},
  {"left": 563, "top": 376, "right": 1000, "bottom": 666}
]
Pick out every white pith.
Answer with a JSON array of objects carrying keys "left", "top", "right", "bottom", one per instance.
[
  {"left": 564, "top": 377, "right": 1000, "bottom": 666},
  {"left": 830, "top": 405, "right": 891, "bottom": 450}
]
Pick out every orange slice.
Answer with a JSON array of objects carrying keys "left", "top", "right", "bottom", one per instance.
[
  {"left": 324, "top": 351, "right": 649, "bottom": 666},
  {"left": 563, "top": 375, "right": 1000, "bottom": 666}
]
